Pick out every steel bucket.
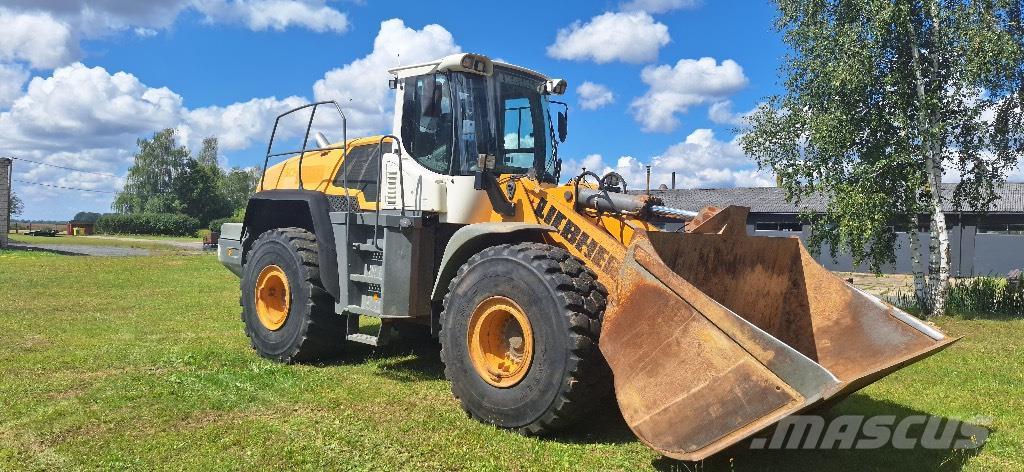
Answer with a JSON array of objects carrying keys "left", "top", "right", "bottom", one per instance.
[{"left": 599, "top": 210, "right": 957, "bottom": 461}]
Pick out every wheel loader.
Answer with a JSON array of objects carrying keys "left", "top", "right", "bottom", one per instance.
[{"left": 218, "top": 53, "right": 957, "bottom": 460}]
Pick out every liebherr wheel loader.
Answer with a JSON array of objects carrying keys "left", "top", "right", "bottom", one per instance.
[{"left": 218, "top": 53, "right": 957, "bottom": 460}]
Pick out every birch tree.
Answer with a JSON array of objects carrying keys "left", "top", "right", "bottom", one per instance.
[{"left": 741, "top": 0, "right": 1024, "bottom": 316}]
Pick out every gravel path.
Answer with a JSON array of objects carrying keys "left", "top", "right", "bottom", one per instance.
[
  {"left": 8, "top": 243, "right": 152, "bottom": 257},
  {"left": 85, "top": 236, "right": 204, "bottom": 250}
]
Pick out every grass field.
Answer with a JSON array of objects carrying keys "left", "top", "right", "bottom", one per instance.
[{"left": 0, "top": 249, "right": 1021, "bottom": 471}]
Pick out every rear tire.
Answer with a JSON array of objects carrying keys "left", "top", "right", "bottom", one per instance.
[
  {"left": 439, "top": 243, "right": 609, "bottom": 434},
  {"left": 241, "top": 227, "right": 344, "bottom": 363}
]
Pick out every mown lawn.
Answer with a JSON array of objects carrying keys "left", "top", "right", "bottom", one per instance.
[{"left": 0, "top": 249, "right": 1020, "bottom": 471}]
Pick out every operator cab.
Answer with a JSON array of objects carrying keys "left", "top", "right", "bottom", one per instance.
[{"left": 387, "top": 54, "right": 568, "bottom": 222}]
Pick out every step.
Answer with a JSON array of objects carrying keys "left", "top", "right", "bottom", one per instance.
[
  {"left": 346, "top": 333, "right": 382, "bottom": 346},
  {"left": 349, "top": 273, "right": 383, "bottom": 285},
  {"left": 353, "top": 243, "right": 382, "bottom": 252},
  {"left": 345, "top": 304, "right": 381, "bottom": 317}
]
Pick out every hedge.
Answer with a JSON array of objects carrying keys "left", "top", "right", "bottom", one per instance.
[
  {"left": 208, "top": 215, "right": 243, "bottom": 233},
  {"left": 95, "top": 213, "right": 201, "bottom": 236}
]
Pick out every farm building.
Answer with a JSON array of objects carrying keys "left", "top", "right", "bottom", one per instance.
[
  {"left": 647, "top": 183, "right": 1024, "bottom": 276},
  {"left": 66, "top": 221, "right": 95, "bottom": 236}
]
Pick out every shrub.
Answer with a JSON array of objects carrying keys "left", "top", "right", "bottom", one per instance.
[
  {"left": 886, "top": 273, "right": 1024, "bottom": 318},
  {"left": 208, "top": 207, "right": 246, "bottom": 232},
  {"left": 95, "top": 213, "right": 200, "bottom": 236}
]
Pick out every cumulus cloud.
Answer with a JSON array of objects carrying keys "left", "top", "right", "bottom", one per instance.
[
  {"left": 0, "top": 63, "right": 30, "bottom": 108},
  {"left": 0, "top": 1, "right": 349, "bottom": 74},
  {"left": 313, "top": 19, "right": 460, "bottom": 137},
  {"left": 561, "top": 153, "right": 607, "bottom": 177},
  {"left": 630, "top": 57, "right": 748, "bottom": 132},
  {"left": 708, "top": 100, "right": 765, "bottom": 127},
  {"left": 179, "top": 96, "right": 309, "bottom": 151},
  {"left": 0, "top": 19, "right": 460, "bottom": 218},
  {"left": 547, "top": 12, "right": 670, "bottom": 64},
  {"left": 0, "top": 63, "right": 184, "bottom": 152},
  {"left": 620, "top": 0, "right": 702, "bottom": 13},
  {"left": 573, "top": 129, "right": 773, "bottom": 190},
  {"left": 0, "top": 9, "right": 76, "bottom": 69},
  {"left": 576, "top": 82, "right": 615, "bottom": 111},
  {"left": 192, "top": 0, "right": 349, "bottom": 33}
]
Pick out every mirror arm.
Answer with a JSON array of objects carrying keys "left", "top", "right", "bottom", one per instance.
[{"left": 477, "top": 171, "right": 516, "bottom": 216}]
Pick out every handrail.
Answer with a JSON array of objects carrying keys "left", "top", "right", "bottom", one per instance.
[{"left": 261, "top": 101, "right": 348, "bottom": 192}]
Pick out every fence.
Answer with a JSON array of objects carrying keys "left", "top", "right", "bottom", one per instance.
[{"left": 1, "top": 158, "right": 10, "bottom": 247}]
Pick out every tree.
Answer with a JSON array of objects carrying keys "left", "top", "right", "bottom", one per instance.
[
  {"left": 742, "top": 0, "right": 1023, "bottom": 316},
  {"left": 198, "top": 137, "right": 219, "bottom": 168},
  {"left": 71, "top": 211, "right": 102, "bottom": 223},
  {"left": 10, "top": 191, "right": 23, "bottom": 217},
  {"left": 173, "top": 158, "right": 232, "bottom": 227},
  {"left": 114, "top": 129, "right": 190, "bottom": 214},
  {"left": 221, "top": 167, "right": 261, "bottom": 212}
]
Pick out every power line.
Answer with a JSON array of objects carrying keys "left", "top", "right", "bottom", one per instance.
[
  {"left": 9, "top": 156, "right": 121, "bottom": 178},
  {"left": 12, "top": 179, "right": 118, "bottom": 194}
]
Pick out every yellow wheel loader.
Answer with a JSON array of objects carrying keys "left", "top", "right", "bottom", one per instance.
[{"left": 218, "top": 53, "right": 956, "bottom": 460}]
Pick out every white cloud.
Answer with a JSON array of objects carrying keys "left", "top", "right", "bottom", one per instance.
[
  {"left": 571, "top": 129, "right": 773, "bottom": 190},
  {"left": 620, "top": 0, "right": 702, "bottom": 13},
  {"left": 0, "top": 63, "right": 184, "bottom": 152},
  {"left": 0, "top": 1, "right": 349, "bottom": 73},
  {"left": 192, "top": 0, "right": 349, "bottom": 33},
  {"left": 577, "top": 82, "right": 615, "bottom": 110},
  {"left": 708, "top": 100, "right": 764, "bottom": 127},
  {"left": 0, "top": 63, "right": 30, "bottom": 108},
  {"left": 0, "top": 19, "right": 462, "bottom": 218},
  {"left": 0, "top": 9, "right": 76, "bottom": 69},
  {"left": 313, "top": 19, "right": 460, "bottom": 137},
  {"left": 547, "top": 12, "right": 670, "bottom": 64},
  {"left": 630, "top": 57, "right": 748, "bottom": 132},
  {"left": 179, "top": 96, "right": 309, "bottom": 151},
  {"left": 561, "top": 154, "right": 607, "bottom": 178}
]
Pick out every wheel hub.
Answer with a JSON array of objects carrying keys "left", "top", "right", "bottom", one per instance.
[
  {"left": 255, "top": 265, "right": 290, "bottom": 331},
  {"left": 467, "top": 296, "right": 534, "bottom": 388}
]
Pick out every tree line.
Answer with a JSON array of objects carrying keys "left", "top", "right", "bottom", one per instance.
[{"left": 742, "top": 0, "right": 1023, "bottom": 315}]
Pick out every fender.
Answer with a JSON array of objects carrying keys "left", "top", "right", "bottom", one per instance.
[
  {"left": 242, "top": 190, "right": 340, "bottom": 302},
  {"left": 430, "top": 222, "right": 556, "bottom": 303}
]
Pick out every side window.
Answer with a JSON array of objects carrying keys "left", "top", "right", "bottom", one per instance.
[
  {"left": 332, "top": 145, "right": 381, "bottom": 201},
  {"left": 401, "top": 75, "right": 453, "bottom": 174},
  {"left": 501, "top": 97, "right": 537, "bottom": 169}
]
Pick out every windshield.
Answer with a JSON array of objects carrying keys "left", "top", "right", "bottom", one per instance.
[{"left": 450, "top": 66, "right": 558, "bottom": 183}]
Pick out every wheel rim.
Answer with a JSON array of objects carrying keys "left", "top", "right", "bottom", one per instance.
[
  {"left": 467, "top": 296, "right": 534, "bottom": 388},
  {"left": 255, "top": 265, "right": 290, "bottom": 331}
]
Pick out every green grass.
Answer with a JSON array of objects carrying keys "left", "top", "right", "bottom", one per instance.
[{"left": 0, "top": 250, "right": 1020, "bottom": 471}]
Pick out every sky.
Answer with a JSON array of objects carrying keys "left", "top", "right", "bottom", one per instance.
[{"left": 0, "top": 0, "right": 793, "bottom": 220}]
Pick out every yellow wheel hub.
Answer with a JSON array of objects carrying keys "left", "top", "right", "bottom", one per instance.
[
  {"left": 255, "top": 265, "right": 290, "bottom": 331},
  {"left": 467, "top": 296, "right": 534, "bottom": 388}
]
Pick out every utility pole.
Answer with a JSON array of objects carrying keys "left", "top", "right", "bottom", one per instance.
[{"left": 0, "top": 157, "right": 11, "bottom": 247}]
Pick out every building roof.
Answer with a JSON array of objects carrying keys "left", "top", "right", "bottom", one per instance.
[{"left": 642, "top": 183, "right": 1024, "bottom": 214}]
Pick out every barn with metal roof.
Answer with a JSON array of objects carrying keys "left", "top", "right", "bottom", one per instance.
[{"left": 644, "top": 183, "right": 1024, "bottom": 276}]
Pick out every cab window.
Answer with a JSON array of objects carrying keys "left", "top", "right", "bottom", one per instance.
[{"left": 401, "top": 75, "right": 453, "bottom": 174}]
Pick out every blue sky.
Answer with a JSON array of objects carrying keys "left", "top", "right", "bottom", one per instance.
[{"left": 1, "top": 0, "right": 789, "bottom": 220}]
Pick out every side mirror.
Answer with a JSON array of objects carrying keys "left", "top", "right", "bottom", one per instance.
[
  {"left": 421, "top": 75, "right": 442, "bottom": 118},
  {"left": 557, "top": 111, "right": 567, "bottom": 143}
]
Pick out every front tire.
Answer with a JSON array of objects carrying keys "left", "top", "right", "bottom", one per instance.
[
  {"left": 240, "top": 227, "right": 344, "bottom": 363},
  {"left": 439, "top": 243, "right": 609, "bottom": 434}
]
